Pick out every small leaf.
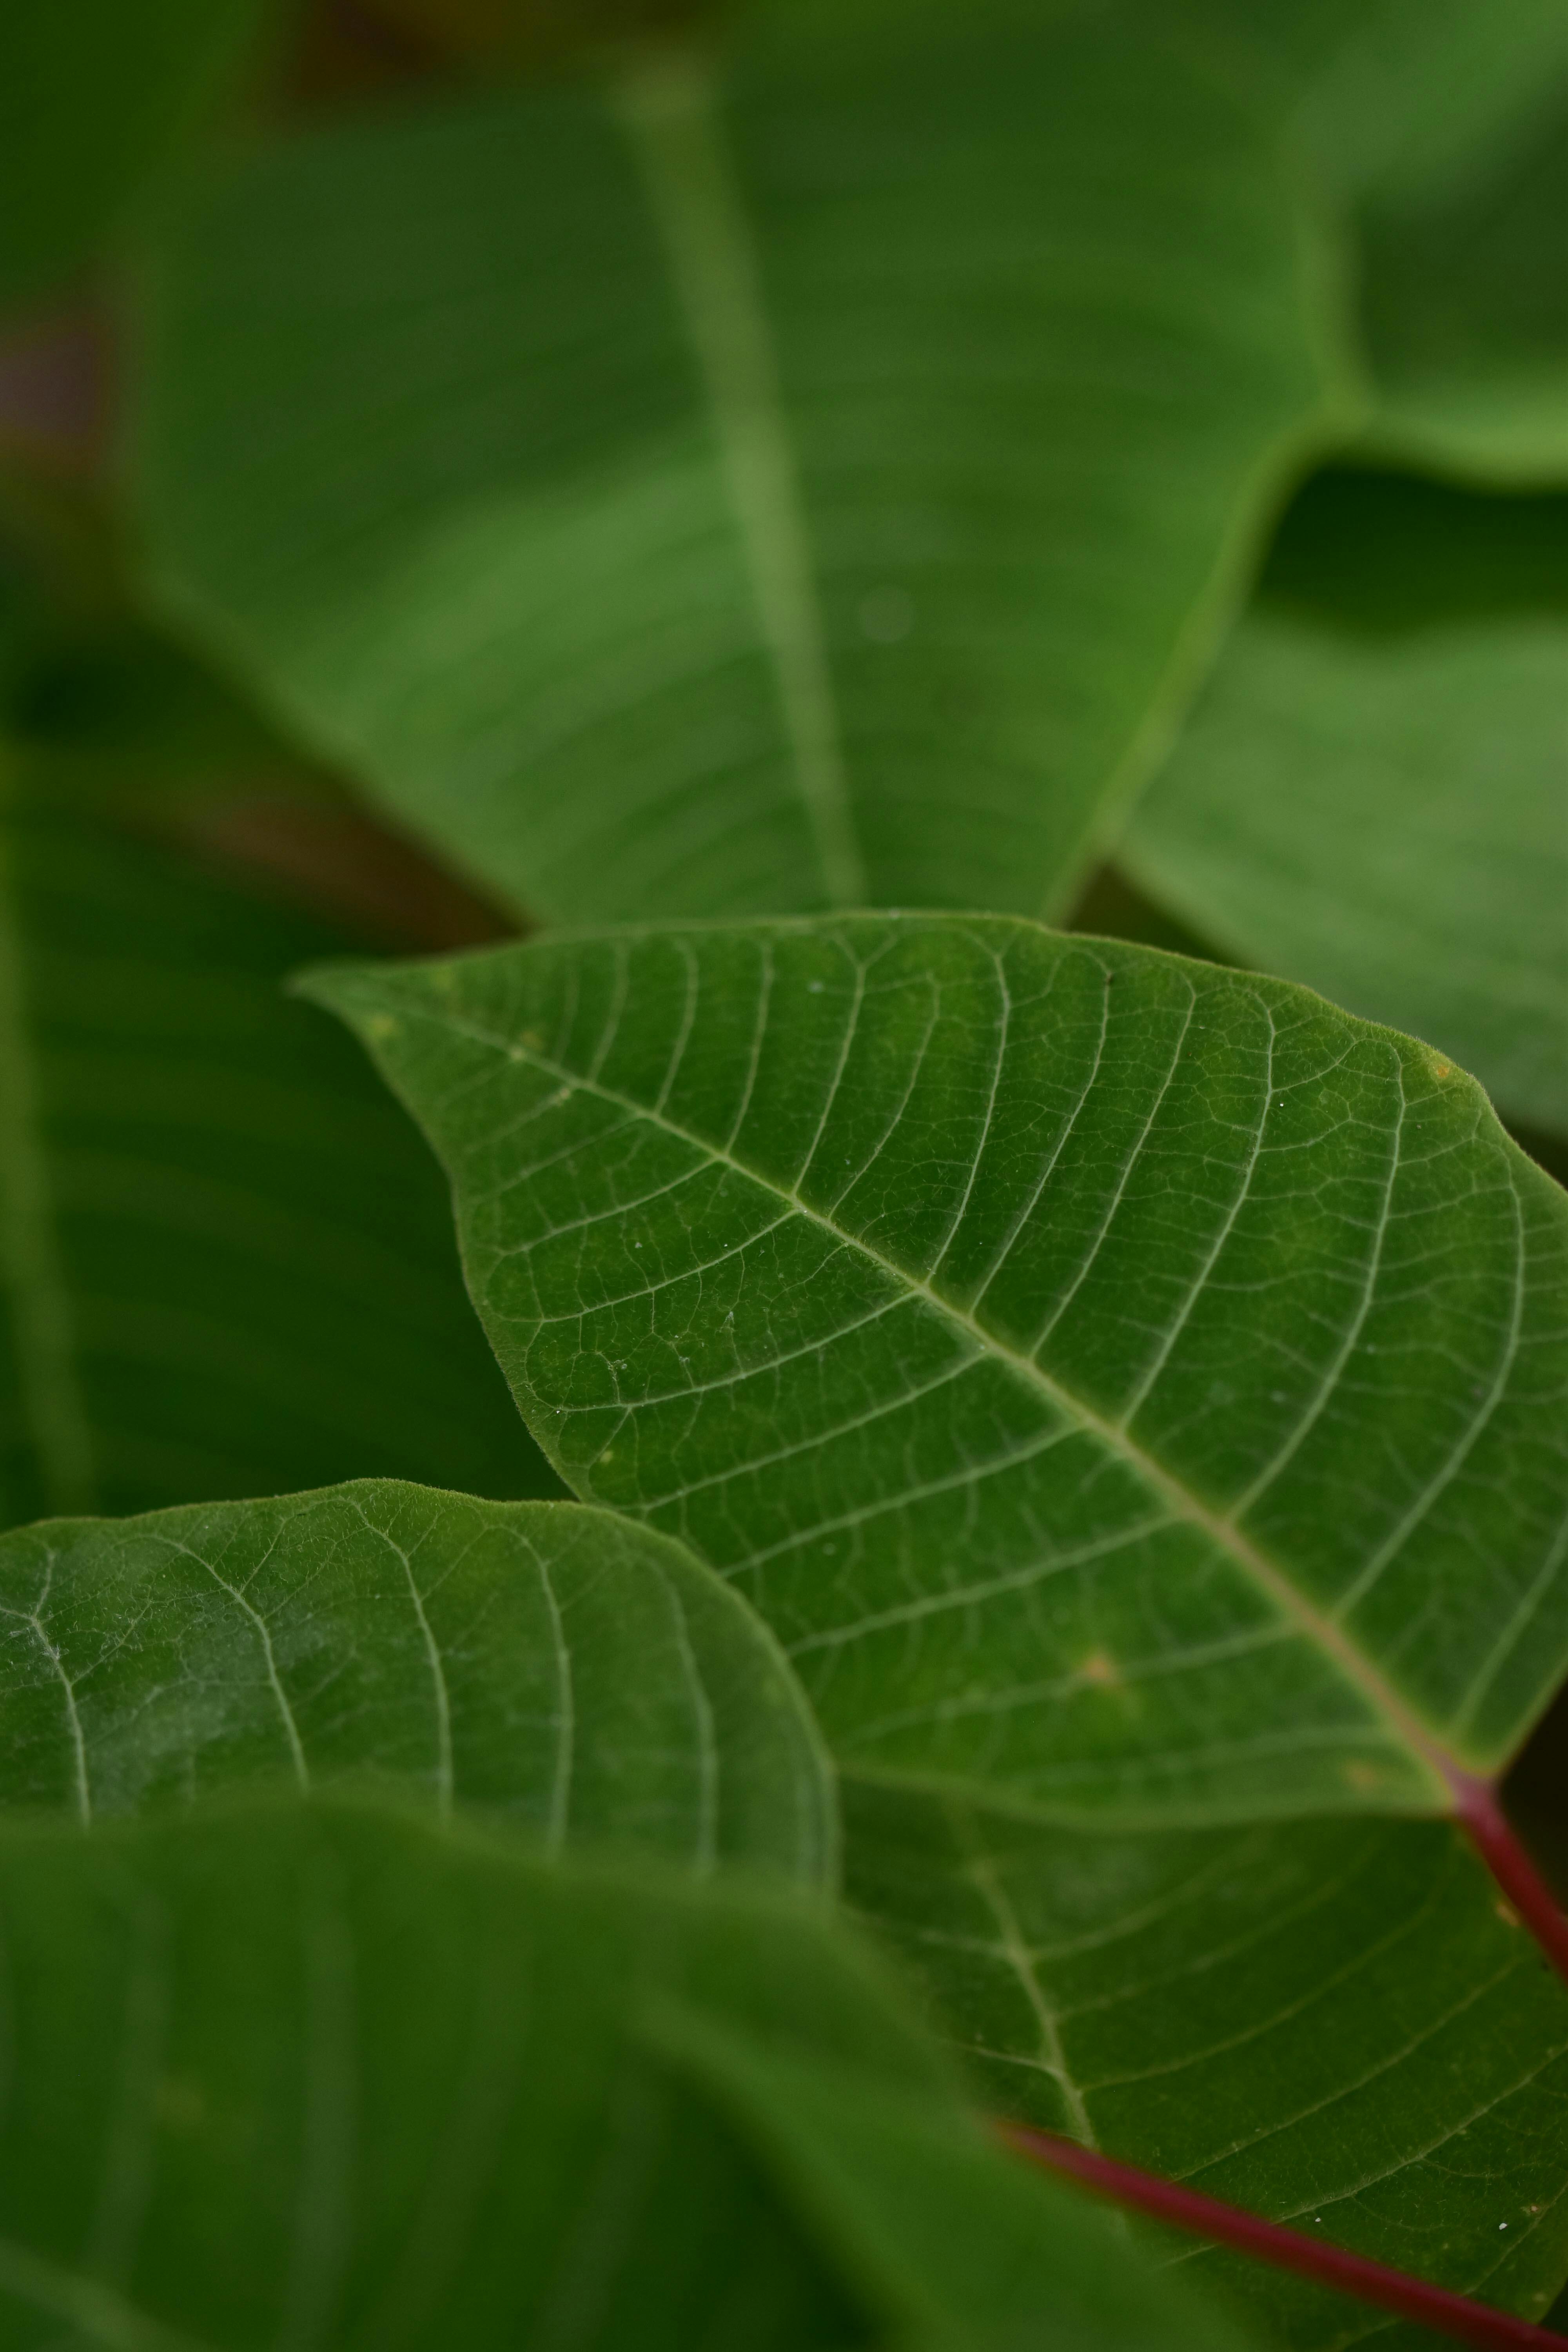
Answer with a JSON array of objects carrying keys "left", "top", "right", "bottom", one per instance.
[
  {"left": 0, "top": 796, "right": 557, "bottom": 1526},
  {"left": 133, "top": 2, "right": 1339, "bottom": 924},
  {"left": 0, "top": 1791, "right": 1265, "bottom": 2349},
  {"left": 0, "top": 1478, "right": 836, "bottom": 1884},
  {"left": 1122, "top": 469, "right": 1568, "bottom": 1133}
]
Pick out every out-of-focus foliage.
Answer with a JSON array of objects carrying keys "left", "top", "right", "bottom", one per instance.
[
  {"left": 0, "top": 0, "right": 262, "bottom": 322},
  {"left": 1124, "top": 470, "right": 1568, "bottom": 1130}
]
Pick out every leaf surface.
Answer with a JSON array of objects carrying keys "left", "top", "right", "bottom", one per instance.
[
  {"left": 0, "top": 1791, "right": 1263, "bottom": 2350},
  {"left": 310, "top": 912, "right": 1568, "bottom": 2345},
  {"left": 0, "top": 795, "right": 558, "bottom": 1527},
  {"left": 1122, "top": 470, "right": 1568, "bottom": 1134},
  {"left": 844, "top": 1780, "right": 1568, "bottom": 2348},
  {"left": 0, "top": 1479, "right": 834, "bottom": 1883},
  {"left": 133, "top": 2, "right": 1338, "bottom": 924},
  {"left": 309, "top": 914, "right": 1568, "bottom": 1804},
  {"left": 1355, "top": 74, "right": 1568, "bottom": 483}
]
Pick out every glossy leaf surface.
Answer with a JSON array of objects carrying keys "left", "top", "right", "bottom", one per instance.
[
  {"left": 0, "top": 1479, "right": 834, "bottom": 1883},
  {"left": 310, "top": 915, "right": 1568, "bottom": 1808},
  {"left": 1123, "top": 471, "right": 1568, "bottom": 1133},
  {"left": 0, "top": 798, "right": 558, "bottom": 1528},
  {"left": 0, "top": 1791, "right": 1261, "bottom": 2350},
  {"left": 312, "top": 912, "right": 1568, "bottom": 2347},
  {"left": 134, "top": 2, "right": 1336, "bottom": 924}
]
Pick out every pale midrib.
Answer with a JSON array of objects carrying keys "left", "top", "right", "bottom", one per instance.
[
  {"left": 0, "top": 824, "right": 95, "bottom": 1514},
  {"left": 405, "top": 1002, "right": 1459, "bottom": 1799},
  {"left": 613, "top": 54, "right": 867, "bottom": 908}
]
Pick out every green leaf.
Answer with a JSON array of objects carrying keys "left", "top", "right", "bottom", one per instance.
[
  {"left": 0, "top": 793, "right": 559, "bottom": 1526},
  {"left": 0, "top": 1790, "right": 1264, "bottom": 2350},
  {"left": 306, "top": 914, "right": 1568, "bottom": 1802},
  {"left": 307, "top": 911, "right": 1568, "bottom": 2343},
  {"left": 132, "top": 3, "right": 1340, "bottom": 925},
  {"left": 0, "top": 0, "right": 261, "bottom": 322},
  {"left": 1356, "top": 76, "right": 1568, "bottom": 483},
  {"left": 1121, "top": 469, "right": 1568, "bottom": 1134},
  {"left": 1161, "top": 0, "right": 1568, "bottom": 483},
  {"left": 844, "top": 1780, "right": 1568, "bottom": 2346},
  {"left": 0, "top": 1478, "right": 835, "bottom": 1884}
]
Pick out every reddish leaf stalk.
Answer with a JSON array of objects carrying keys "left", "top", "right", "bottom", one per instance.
[
  {"left": 998, "top": 2123, "right": 1568, "bottom": 2351},
  {"left": 1446, "top": 1767, "right": 1568, "bottom": 1984}
]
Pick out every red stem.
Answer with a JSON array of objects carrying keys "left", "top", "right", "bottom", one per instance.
[
  {"left": 1446, "top": 1767, "right": 1568, "bottom": 1984},
  {"left": 999, "top": 2123, "right": 1568, "bottom": 2351}
]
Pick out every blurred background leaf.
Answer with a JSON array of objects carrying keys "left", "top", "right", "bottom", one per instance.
[
  {"left": 1119, "top": 469, "right": 1568, "bottom": 1134},
  {"left": 131, "top": 0, "right": 1344, "bottom": 925},
  {"left": 0, "top": 0, "right": 267, "bottom": 326},
  {"left": 0, "top": 673, "right": 558, "bottom": 1524},
  {"left": 0, "top": 1792, "right": 1265, "bottom": 2350}
]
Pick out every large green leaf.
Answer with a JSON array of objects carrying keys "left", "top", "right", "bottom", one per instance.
[
  {"left": 308, "top": 913, "right": 1568, "bottom": 2342},
  {"left": 0, "top": 0, "right": 261, "bottom": 322},
  {"left": 309, "top": 915, "right": 1568, "bottom": 1799},
  {"left": 133, "top": 1, "right": 1341, "bottom": 926},
  {"left": 0, "top": 793, "right": 558, "bottom": 1527},
  {"left": 0, "top": 1790, "right": 1263, "bottom": 2350},
  {"left": 1121, "top": 470, "right": 1568, "bottom": 1135},
  {"left": 0, "top": 1479, "right": 834, "bottom": 1882}
]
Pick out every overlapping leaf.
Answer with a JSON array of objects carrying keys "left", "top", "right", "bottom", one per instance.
[
  {"left": 846, "top": 1782, "right": 1568, "bottom": 2348},
  {"left": 133, "top": 0, "right": 1340, "bottom": 925},
  {"left": 311, "top": 916, "right": 1568, "bottom": 1799},
  {"left": 0, "top": 1479, "right": 835, "bottom": 1882},
  {"left": 310, "top": 913, "right": 1568, "bottom": 2342},
  {"left": 1122, "top": 470, "right": 1568, "bottom": 1134},
  {"left": 0, "top": 794, "right": 557, "bottom": 1527},
  {"left": 0, "top": 1791, "right": 1263, "bottom": 2350}
]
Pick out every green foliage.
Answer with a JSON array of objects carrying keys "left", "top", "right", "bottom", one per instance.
[
  {"left": 0, "top": 1792, "right": 1258, "bottom": 2350},
  {"left": 1358, "top": 78, "right": 1568, "bottom": 481},
  {"left": 846, "top": 1787, "right": 1568, "bottom": 2343},
  {"left": 0, "top": 0, "right": 261, "bottom": 322},
  {"left": 310, "top": 916, "right": 1568, "bottom": 1793},
  {"left": 1123, "top": 471, "right": 1568, "bottom": 1131},
  {"left": 0, "top": 0, "right": 1563, "bottom": 2342},
  {"left": 0, "top": 794, "right": 557, "bottom": 1524},
  {"left": 0, "top": 1480, "right": 834, "bottom": 1880},
  {"left": 310, "top": 913, "right": 1568, "bottom": 2342},
  {"left": 133, "top": 1, "right": 1341, "bottom": 922}
]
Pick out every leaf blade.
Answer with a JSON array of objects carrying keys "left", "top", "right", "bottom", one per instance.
[
  {"left": 0, "top": 1479, "right": 837, "bottom": 1884},
  {"left": 134, "top": 6, "right": 1341, "bottom": 924},
  {"left": 0, "top": 1791, "right": 1265, "bottom": 2350},
  {"left": 307, "top": 915, "right": 1568, "bottom": 1804}
]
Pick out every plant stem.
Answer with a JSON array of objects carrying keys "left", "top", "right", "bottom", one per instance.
[{"left": 1447, "top": 1766, "right": 1568, "bottom": 1983}]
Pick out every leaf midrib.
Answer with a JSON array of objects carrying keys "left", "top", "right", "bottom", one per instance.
[
  {"left": 386, "top": 991, "right": 1458, "bottom": 1803},
  {"left": 612, "top": 53, "right": 868, "bottom": 910}
]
